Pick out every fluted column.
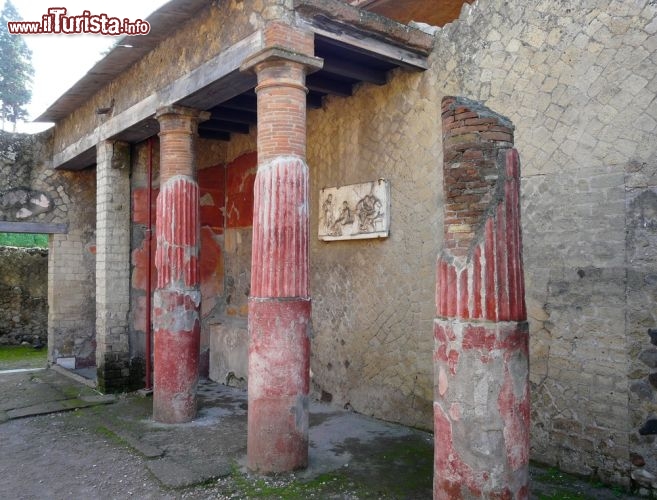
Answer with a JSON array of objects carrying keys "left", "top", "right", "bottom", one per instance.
[
  {"left": 241, "top": 23, "right": 322, "bottom": 473},
  {"left": 434, "top": 97, "right": 529, "bottom": 499},
  {"left": 153, "top": 105, "right": 209, "bottom": 424}
]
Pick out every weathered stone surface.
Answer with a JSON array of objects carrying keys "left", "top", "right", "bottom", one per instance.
[
  {"left": 0, "top": 131, "right": 96, "bottom": 368},
  {"left": 96, "top": 140, "right": 131, "bottom": 390},
  {"left": 0, "top": 247, "right": 48, "bottom": 345},
  {"left": 639, "top": 349, "right": 657, "bottom": 369},
  {"left": 639, "top": 419, "right": 657, "bottom": 436}
]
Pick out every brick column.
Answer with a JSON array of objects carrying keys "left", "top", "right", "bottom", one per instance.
[
  {"left": 96, "top": 140, "right": 132, "bottom": 392},
  {"left": 153, "top": 105, "right": 209, "bottom": 423},
  {"left": 434, "top": 97, "right": 529, "bottom": 499},
  {"left": 241, "top": 24, "right": 322, "bottom": 473}
]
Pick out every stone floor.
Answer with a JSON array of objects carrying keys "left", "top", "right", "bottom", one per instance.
[{"left": 0, "top": 367, "right": 641, "bottom": 499}]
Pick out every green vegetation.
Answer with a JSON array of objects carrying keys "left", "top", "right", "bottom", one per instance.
[
  {"left": 0, "top": 344, "right": 47, "bottom": 370},
  {"left": 0, "top": 0, "right": 35, "bottom": 127},
  {"left": 228, "top": 464, "right": 363, "bottom": 499},
  {"left": 376, "top": 437, "right": 434, "bottom": 494},
  {"left": 533, "top": 465, "right": 626, "bottom": 500},
  {"left": 0, "top": 232, "right": 48, "bottom": 248}
]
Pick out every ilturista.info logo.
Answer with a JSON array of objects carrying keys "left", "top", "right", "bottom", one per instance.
[{"left": 7, "top": 8, "right": 150, "bottom": 36}]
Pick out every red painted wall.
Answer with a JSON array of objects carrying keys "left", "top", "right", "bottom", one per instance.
[
  {"left": 226, "top": 151, "right": 257, "bottom": 229},
  {"left": 131, "top": 151, "right": 256, "bottom": 379}
]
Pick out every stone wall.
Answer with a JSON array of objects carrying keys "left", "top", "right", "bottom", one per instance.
[
  {"left": 0, "top": 246, "right": 48, "bottom": 345},
  {"left": 307, "top": 60, "right": 441, "bottom": 428},
  {"left": 305, "top": 0, "right": 657, "bottom": 489},
  {"left": 414, "top": 0, "right": 656, "bottom": 489},
  {"left": 0, "top": 130, "right": 96, "bottom": 367}
]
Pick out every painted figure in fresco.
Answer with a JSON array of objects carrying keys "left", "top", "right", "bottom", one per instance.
[
  {"left": 356, "top": 193, "right": 383, "bottom": 232},
  {"left": 322, "top": 193, "right": 335, "bottom": 231},
  {"left": 330, "top": 200, "right": 354, "bottom": 236}
]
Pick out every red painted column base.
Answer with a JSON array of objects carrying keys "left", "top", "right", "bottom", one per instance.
[
  {"left": 247, "top": 298, "right": 311, "bottom": 473},
  {"left": 152, "top": 289, "right": 201, "bottom": 423},
  {"left": 433, "top": 319, "right": 529, "bottom": 500}
]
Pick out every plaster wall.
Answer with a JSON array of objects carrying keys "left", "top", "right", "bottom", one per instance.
[
  {"left": 305, "top": 0, "right": 657, "bottom": 488},
  {"left": 130, "top": 134, "right": 257, "bottom": 384}
]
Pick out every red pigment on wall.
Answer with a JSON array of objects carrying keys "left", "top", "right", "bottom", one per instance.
[{"left": 226, "top": 152, "right": 257, "bottom": 229}]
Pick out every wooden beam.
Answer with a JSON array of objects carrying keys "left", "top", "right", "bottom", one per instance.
[
  {"left": 0, "top": 221, "right": 68, "bottom": 234},
  {"left": 306, "top": 75, "right": 353, "bottom": 97},
  {"left": 321, "top": 57, "right": 388, "bottom": 85},
  {"left": 53, "top": 31, "right": 264, "bottom": 170},
  {"left": 294, "top": 0, "right": 435, "bottom": 56},
  {"left": 296, "top": 16, "right": 430, "bottom": 70},
  {"left": 201, "top": 119, "right": 251, "bottom": 134},
  {"left": 219, "top": 94, "right": 258, "bottom": 112},
  {"left": 198, "top": 130, "right": 230, "bottom": 141},
  {"left": 307, "top": 93, "right": 324, "bottom": 109},
  {"left": 209, "top": 108, "right": 257, "bottom": 124}
]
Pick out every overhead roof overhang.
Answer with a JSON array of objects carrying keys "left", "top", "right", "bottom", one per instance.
[{"left": 40, "top": 0, "right": 435, "bottom": 170}]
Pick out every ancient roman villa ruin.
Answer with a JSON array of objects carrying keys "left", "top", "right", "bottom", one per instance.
[{"left": 1, "top": 0, "right": 656, "bottom": 497}]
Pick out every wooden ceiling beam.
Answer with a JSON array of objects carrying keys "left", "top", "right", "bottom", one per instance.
[
  {"left": 321, "top": 58, "right": 388, "bottom": 85},
  {"left": 209, "top": 108, "right": 257, "bottom": 124},
  {"left": 219, "top": 94, "right": 258, "bottom": 112},
  {"left": 201, "top": 119, "right": 251, "bottom": 134},
  {"left": 198, "top": 130, "right": 230, "bottom": 141},
  {"left": 307, "top": 93, "right": 324, "bottom": 109},
  {"left": 306, "top": 75, "right": 353, "bottom": 97}
]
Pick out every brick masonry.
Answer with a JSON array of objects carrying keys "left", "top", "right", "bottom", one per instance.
[
  {"left": 242, "top": 30, "right": 321, "bottom": 473},
  {"left": 434, "top": 96, "right": 528, "bottom": 499}
]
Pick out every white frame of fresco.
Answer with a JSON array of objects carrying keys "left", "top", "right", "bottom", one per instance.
[{"left": 318, "top": 179, "right": 390, "bottom": 241}]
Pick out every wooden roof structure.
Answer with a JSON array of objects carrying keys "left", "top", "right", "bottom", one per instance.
[{"left": 38, "top": 0, "right": 443, "bottom": 170}]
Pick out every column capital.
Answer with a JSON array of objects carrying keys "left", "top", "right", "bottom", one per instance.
[
  {"left": 155, "top": 105, "right": 210, "bottom": 122},
  {"left": 240, "top": 46, "right": 323, "bottom": 76}
]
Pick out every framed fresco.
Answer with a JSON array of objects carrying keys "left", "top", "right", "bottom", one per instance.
[{"left": 318, "top": 179, "right": 390, "bottom": 241}]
